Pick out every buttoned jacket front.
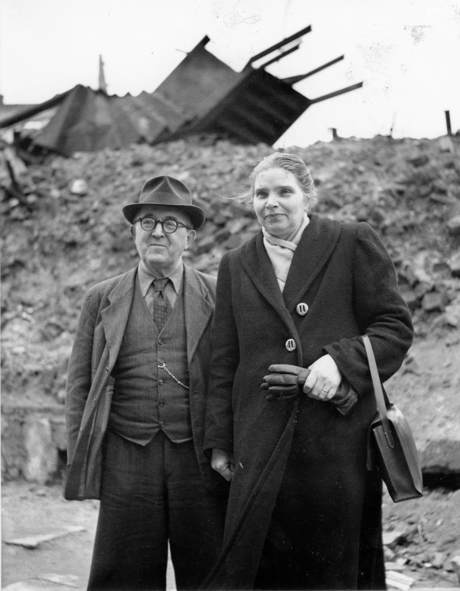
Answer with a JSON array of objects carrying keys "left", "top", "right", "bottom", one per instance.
[
  {"left": 204, "top": 214, "right": 413, "bottom": 589},
  {"left": 65, "top": 264, "right": 216, "bottom": 500}
]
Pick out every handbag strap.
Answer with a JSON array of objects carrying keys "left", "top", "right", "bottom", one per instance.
[{"left": 363, "top": 335, "right": 395, "bottom": 448}]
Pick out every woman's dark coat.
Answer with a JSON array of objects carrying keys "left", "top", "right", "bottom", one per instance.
[{"left": 204, "top": 215, "right": 413, "bottom": 590}]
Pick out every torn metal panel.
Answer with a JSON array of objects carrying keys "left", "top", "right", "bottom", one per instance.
[
  {"left": 309, "top": 82, "right": 364, "bottom": 105},
  {"left": 114, "top": 93, "right": 168, "bottom": 143},
  {"left": 245, "top": 25, "right": 312, "bottom": 68},
  {"left": 151, "top": 38, "right": 238, "bottom": 127},
  {"left": 0, "top": 92, "right": 68, "bottom": 129},
  {"left": 0, "top": 25, "right": 363, "bottom": 153},
  {"left": 167, "top": 67, "right": 310, "bottom": 146},
  {"left": 154, "top": 25, "right": 363, "bottom": 146},
  {"left": 33, "top": 85, "right": 140, "bottom": 155},
  {"left": 283, "top": 55, "right": 345, "bottom": 85}
]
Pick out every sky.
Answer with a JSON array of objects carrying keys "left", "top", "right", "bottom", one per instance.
[{"left": 1, "top": 0, "right": 460, "bottom": 146}]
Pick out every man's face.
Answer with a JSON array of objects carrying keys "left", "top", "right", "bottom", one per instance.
[{"left": 132, "top": 206, "right": 194, "bottom": 275}]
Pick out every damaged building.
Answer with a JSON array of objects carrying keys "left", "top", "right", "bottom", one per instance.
[{"left": 0, "top": 25, "right": 362, "bottom": 156}]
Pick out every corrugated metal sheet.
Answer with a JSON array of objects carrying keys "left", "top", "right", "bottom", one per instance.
[
  {"left": 152, "top": 37, "right": 238, "bottom": 126},
  {"left": 0, "top": 27, "right": 363, "bottom": 153},
  {"left": 169, "top": 67, "right": 311, "bottom": 145},
  {"left": 33, "top": 85, "right": 162, "bottom": 155}
]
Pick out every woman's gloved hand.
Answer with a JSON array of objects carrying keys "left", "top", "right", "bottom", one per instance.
[
  {"left": 261, "top": 354, "right": 342, "bottom": 401},
  {"left": 261, "top": 364, "right": 310, "bottom": 400}
]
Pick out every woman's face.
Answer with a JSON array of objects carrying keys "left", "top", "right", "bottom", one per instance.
[{"left": 253, "top": 167, "right": 307, "bottom": 239}]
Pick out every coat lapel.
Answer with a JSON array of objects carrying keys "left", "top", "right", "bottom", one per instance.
[
  {"left": 184, "top": 265, "right": 213, "bottom": 363},
  {"left": 282, "top": 215, "right": 342, "bottom": 313},
  {"left": 240, "top": 233, "right": 295, "bottom": 332},
  {"left": 100, "top": 268, "right": 137, "bottom": 369}
]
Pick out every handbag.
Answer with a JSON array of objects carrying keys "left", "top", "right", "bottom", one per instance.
[{"left": 363, "top": 335, "right": 423, "bottom": 502}]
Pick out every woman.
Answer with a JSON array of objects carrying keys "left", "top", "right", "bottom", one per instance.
[{"left": 203, "top": 153, "right": 413, "bottom": 590}]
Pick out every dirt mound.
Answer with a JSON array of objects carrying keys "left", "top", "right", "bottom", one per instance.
[
  {"left": 1, "top": 137, "right": 460, "bottom": 403},
  {"left": 1, "top": 133, "right": 460, "bottom": 424},
  {"left": 2, "top": 134, "right": 460, "bottom": 588}
]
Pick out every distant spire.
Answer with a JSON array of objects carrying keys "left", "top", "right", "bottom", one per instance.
[{"left": 98, "top": 54, "right": 107, "bottom": 93}]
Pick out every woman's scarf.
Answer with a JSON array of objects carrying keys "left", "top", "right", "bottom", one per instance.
[{"left": 262, "top": 214, "right": 309, "bottom": 292}]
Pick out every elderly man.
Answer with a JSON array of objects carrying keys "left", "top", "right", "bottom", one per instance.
[{"left": 65, "top": 176, "right": 225, "bottom": 590}]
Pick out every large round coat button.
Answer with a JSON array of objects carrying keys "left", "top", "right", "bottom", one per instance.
[
  {"left": 296, "top": 302, "right": 309, "bottom": 316},
  {"left": 285, "top": 338, "right": 296, "bottom": 352}
]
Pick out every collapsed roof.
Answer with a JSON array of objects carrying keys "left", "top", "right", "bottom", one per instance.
[{"left": 0, "top": 26, "right": 362, "bottom": 155}]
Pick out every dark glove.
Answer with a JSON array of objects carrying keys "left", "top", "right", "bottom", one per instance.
[{"left": 261, "top": 364, "right": 310, "bottom": 401}]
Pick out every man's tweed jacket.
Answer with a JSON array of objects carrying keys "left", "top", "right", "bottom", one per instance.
[{"left": 65, "top": 264, "right": 218, "bottom": 500}]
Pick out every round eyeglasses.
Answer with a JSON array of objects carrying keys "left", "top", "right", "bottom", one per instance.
[{"left": 135, "top": 216, "right": 192, "bottom": 234}]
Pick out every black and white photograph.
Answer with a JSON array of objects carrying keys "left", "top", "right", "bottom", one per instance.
[{"left": 1, "top": 1, "right": 460, "bottom": 590}]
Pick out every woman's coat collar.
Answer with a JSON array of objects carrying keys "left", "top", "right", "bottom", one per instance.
[{"left": 240, "top": 215, "right": 342, "bottom": 316}]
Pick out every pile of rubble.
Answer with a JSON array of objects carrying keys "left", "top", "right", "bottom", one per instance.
[
  {"left": 1, "top": 133, "right": 460, "bottom": 461},
  {"left": 2, "top": 133, "right": 460, "bottom": 589},
  {"left": 382, "top": 489, "right": 460, "bottom": 588},
  {"left": 2, "top": 134, "right": 460, "bottom": 396}
]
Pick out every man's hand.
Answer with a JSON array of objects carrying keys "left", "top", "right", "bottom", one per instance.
[
  {"left": 211, "top": 448, "right": 234, "bottom": 481},
  {"left": 303, "top": 354, "right": 342, "bottom": 400}
]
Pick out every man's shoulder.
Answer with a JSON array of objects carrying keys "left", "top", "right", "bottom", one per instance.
[
  {"left": 84, "top": 269, "right": 135, "bottom": 299},
  {"left": 195, "top": 268, "right": 217, "bottom": 292},
  {"left": 196, "top": 269, "right": 217, "bottom": 288},
  {"left": 185, "top": 266, "right": 217, "bottom": 297}
]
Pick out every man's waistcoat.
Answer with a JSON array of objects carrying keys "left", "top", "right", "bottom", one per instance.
[{"left": 109, "top": 278, "right": 191, "bottom": 444}]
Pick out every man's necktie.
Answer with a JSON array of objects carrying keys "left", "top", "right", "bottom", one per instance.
[{"left": 151, "top": 278, "right": 171, "bottom": 332}]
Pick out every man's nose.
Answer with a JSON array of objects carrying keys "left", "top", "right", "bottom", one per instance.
[{"left": 151, "top": 222, "right": 165, "bottom": 237}]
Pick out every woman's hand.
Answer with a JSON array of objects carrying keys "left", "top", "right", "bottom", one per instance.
[
  {"left": 211, "top": 448, "right": 234, "bottom": 481},
  {"left": 261, "top": 364, "right": 309, "bottom": 399},
  {"left": 262, "top": 356, "right": 343, "bottom": 402},
  {"left": 303, "top": 354, "right": 342, "bottom": 400}
]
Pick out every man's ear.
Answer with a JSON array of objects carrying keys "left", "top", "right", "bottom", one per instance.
[
  {"left": 130, "top": 225, "right": 136, "bottom": 238},
  {"left": 186, "top": 229, "right": 196, "bottom": 249}
]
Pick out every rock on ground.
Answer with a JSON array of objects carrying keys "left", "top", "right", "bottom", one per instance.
[{"left": 1, "top": 482, "right": 459, "bottom": 590}]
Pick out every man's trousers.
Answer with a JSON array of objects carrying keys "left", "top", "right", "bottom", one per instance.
[{"left": 87, "top": 431, "right": 225, "bottom": 590}]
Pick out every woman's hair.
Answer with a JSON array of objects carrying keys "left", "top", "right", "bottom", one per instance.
[{"left": 251, "top": 152, "right": 317, "bottom": 211}]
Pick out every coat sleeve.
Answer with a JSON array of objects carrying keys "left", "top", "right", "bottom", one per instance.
[
  {"left": 65, "top": 287, "right": 100, "bottom": 464},
  {"left": 203, "top": 254, "right": 239, "bottom": 454},
  {"left": 324, "top": 222, "right": 413, "bottom": 397}
]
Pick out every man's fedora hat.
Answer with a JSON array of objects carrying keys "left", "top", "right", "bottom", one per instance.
[{"left": 122, "top": 175, "right": 206, "bottom": 230}]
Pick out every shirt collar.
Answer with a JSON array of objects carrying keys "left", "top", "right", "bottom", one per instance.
[{"left": 137, "top": 259, "right": 184, "bottom": 296}]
